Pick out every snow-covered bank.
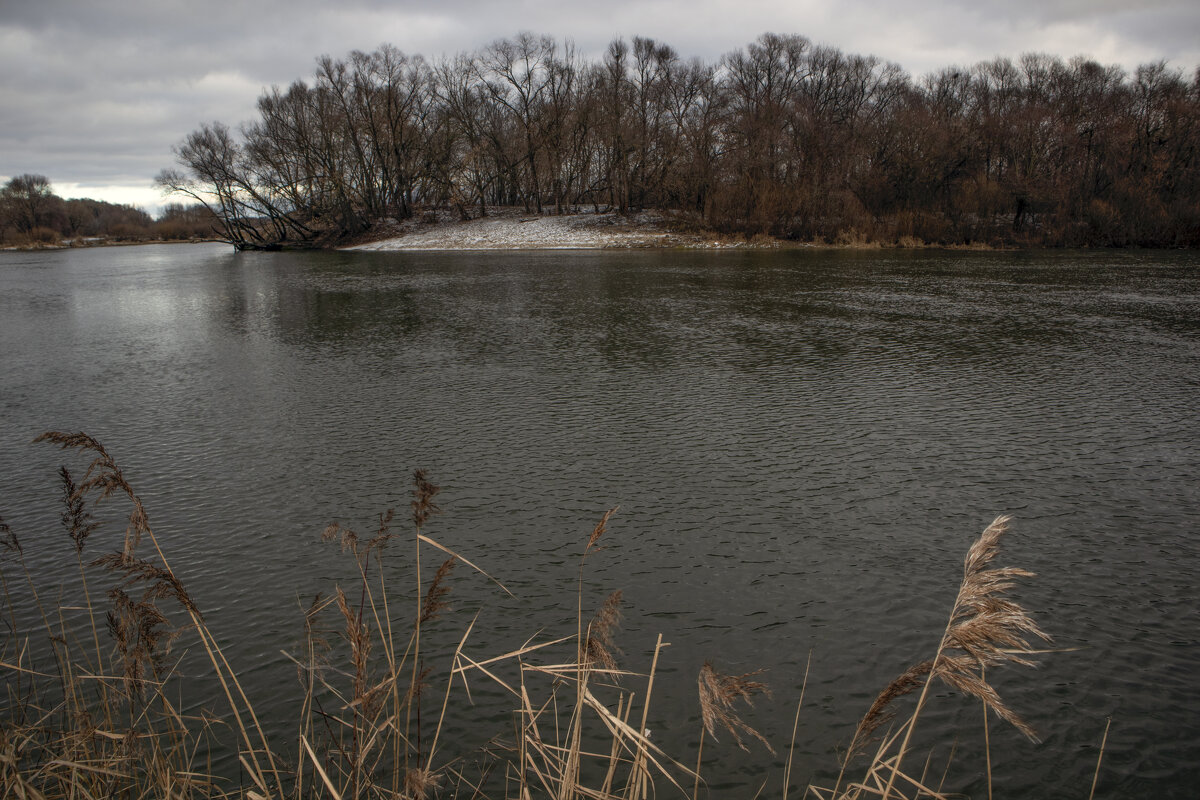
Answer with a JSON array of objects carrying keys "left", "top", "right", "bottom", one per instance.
[{"left": 344, "top": 208, "right": 763, "bottom": 251}]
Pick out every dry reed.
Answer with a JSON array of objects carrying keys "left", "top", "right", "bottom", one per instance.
[
  {"left": 697, "top": 663, "right": 775, "bottom": 756},
  {"left": 813, "top": 515, "right": 1051, "bottom": 800},
  {"left": 2, "top": 434, "right": 1066, "bottom": 800}
]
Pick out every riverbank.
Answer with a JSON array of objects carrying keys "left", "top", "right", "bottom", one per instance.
[
  {"left": 0, "top": 236, "right": 219, "bottom": 251},
  {"left": 341, "top": 207, "right": 1011, "bottom": 251}
]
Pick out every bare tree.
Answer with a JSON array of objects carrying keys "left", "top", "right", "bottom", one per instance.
[
  {"left": 1, "top": 174, "right": 58, "bottom": 234},
  {"left": 475, "top": 33, "right": 557, "bottom": 213}
]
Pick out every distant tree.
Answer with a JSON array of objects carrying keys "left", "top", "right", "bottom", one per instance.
[
  {"left": 433, "top": 53, "right": 501, "bottom": 217},
  {"left": 155, "top": 202, "right": 218, "bottom": 239},
  {"left": 721, "top": 33, "right": 812, "bottom": 233},
  {"left": 1, "top": 174, "right": 59, "bottom": 234},
  {"left": 59, "top": 197, "right": 152, "bottom": 239},
  {"left": 158, "top": 122, "right": 315, "bottom": 249},
  {"left": 475, "top": 34, "right": 557, "bottom": 213}
]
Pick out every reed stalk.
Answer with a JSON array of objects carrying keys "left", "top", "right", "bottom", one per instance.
[{"left": 1089, "top": 718, "right": 1111, "bottom": 800}]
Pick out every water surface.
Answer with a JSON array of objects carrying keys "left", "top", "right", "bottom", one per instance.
[{"left": 1, "top": 243, "right": 1197, "bottom": 797}]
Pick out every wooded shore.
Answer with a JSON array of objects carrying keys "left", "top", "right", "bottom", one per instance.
[{"left": 159, "top": 34, "right": 1200, "bottom": 252}]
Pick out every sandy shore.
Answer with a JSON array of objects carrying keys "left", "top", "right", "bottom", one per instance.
[{"left": 344, "top": 208, "right": 762, "bottom": 251}]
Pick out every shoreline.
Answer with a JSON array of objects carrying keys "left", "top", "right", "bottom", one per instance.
[
  {"left": 342, "top": 207, "right": 765, "bottom": 252},
  {"left": 342, "top": 208, "right": 1013, "bottom": 252},
  {"left": 9, "top": 209, "right": 1123, "bottom": 253},
  {"left": 1, "top": 237, "right": 220, "bottom": 252}
]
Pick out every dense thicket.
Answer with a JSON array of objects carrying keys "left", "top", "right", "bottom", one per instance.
[
  {"left": 159, "top": 33, "right": 1200, "bottom": 248},
  {"left": 0, "top": 174, "right": 216, "bottom": 246}
]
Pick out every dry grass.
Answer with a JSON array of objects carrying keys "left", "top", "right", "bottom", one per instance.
[{"left": 2, "top": 433, "right": 1072, "bottom": 799}]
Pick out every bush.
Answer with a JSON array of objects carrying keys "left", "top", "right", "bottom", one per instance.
[
  {"left": 29, "top": 226, "right": 62, "bottom": 244},
  {"left": 108, "top": 222, "right": 150, "bottom": 241}
]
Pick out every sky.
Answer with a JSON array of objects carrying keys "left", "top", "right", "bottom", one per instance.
[{"left": 2, "top": 0, "right": 1197, "bottom": 216}]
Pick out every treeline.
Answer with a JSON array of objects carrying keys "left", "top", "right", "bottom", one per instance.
[
  {"left": 160, "top": 33, "right": 1200, "bottom": 249},
  {"left": 0, "top": 174, "right": 216, "bottom": 247}
]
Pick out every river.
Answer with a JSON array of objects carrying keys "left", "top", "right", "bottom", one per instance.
[{"left": 1, "top": 243, "right": 1197, "bottom": 797}]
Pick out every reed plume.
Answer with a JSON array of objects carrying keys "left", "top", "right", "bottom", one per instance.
[
  {"left": 404, "top": 764, "right": 441, "bottom": 799},
  {"left": 586, "top": 506, "right": 618, "bottom": 555},
  {"left": 847, "top": 661, "right": 934, "bottom": 762},
  {"left": 830, "top": 515, "right": 1050, "bottom": 800},
  {"left": 58, "top": 465, "right": 98, "bottom": 554},
  {"left": 322, "top": 520, "right": 360, "bottom": 554},
  {"left": 930, "top": 516, "right": 1049, "bottom": 738},
  {"left": 35, "top": 431, "right": 150, "bottom": 557},
  {"left": 369, "top": 507, "right": 396, "bottom": 551},
  {"left": 584, "top": 590, "right": 624, "bottom": 671},
  {"left": 697, "top": 662, "right": 775, "bottom": 755},
  {"left": 421, "top": 556, "right": 457, "bottom": 624},
  {"left": 412, "top": 469, "right": 441, "bottom": 529}
]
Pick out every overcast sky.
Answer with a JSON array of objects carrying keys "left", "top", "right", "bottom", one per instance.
[{"left": 2, "top": 0, "right": 1197, "bottom": 215}]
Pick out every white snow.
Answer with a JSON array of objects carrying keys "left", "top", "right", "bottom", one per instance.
[{"left": 344, "top": 208, "right": 753, "bottom": 251}]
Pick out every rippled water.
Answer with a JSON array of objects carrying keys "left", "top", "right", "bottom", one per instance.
[{"left": 1, "top": 243, "right": 1197, "bottom": 797}]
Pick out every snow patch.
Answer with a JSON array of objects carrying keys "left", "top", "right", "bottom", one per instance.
[{"left": 344, "top": 208, "right": 747, "bottom": 251}]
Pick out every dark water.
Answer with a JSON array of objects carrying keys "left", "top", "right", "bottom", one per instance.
[{"left": 1, "top": 243, "right": 1197, "bottom": 797}]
